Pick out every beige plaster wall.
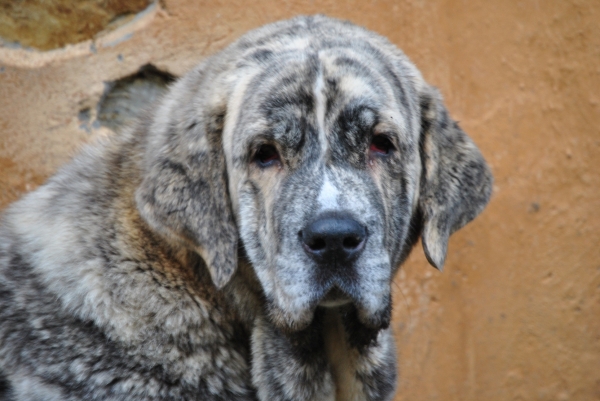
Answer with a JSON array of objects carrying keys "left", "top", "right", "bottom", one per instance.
[{"left": 1, "top": 1, "right": 599, "bottom": 400}]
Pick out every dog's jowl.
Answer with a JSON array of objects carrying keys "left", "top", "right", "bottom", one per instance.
[{"left": 0, "top": 15, "right": 492, "bottom": 401}]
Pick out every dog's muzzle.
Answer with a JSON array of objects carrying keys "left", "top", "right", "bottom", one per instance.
[{"left": 299, "top": 211, "right": 368, "bottom": 308}]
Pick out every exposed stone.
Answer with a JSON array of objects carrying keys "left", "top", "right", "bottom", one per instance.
[{"left": 0, "top": 0, "right": 152, "bottom": 51}]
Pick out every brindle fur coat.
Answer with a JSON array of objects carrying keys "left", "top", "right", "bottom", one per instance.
[{"left": 0, "top": 15, "right": 492, "bottom": 401}]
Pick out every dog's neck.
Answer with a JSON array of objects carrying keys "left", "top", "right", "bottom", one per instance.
[{"left": 323, "top": 308, "right": 368, "bottom": 401}]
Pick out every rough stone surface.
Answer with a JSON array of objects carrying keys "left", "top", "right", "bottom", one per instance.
[
  {"left": 0, "top": 1, "right": 599, "bottom": 400},
  {"left": 0, "top": 0, "right": 152, "bottom": 51}
]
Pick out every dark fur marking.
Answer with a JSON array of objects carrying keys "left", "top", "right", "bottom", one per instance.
[
  {"left": 329, "top": 102, "right": 378, "bottom": 166},
  {"left": 340, "top": 304, "right": 381, "bottom": 351},
  {"left": 248, "top": 49, "right": 274, "bottom": 63},
  {"left": 324, "top": 77, "right": 339, "bottom": 117}
]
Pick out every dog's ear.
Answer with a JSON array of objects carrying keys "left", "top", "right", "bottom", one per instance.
[
  {"left": 135, "top": 70, "right": 238, "bottom": 289},
  {"left": 418, "top": 85, "right": 493, "bottom": 271}
]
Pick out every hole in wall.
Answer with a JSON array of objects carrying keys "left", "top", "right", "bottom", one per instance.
[
  {"left": 96, "top": 64, "right": 176, "bottom": 132},
  {"left": 78, "top": 108, "right": 92, "bottom": 133}
]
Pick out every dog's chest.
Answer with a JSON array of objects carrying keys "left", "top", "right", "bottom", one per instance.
[{"left": 323, "top": 309, "right": 368, "bottom": 401}]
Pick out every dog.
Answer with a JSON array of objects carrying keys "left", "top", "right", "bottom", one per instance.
[{"left": 0, "top": 15, "right": 492, "bottom": 401}]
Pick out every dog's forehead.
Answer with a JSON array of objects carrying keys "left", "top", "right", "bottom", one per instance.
[{"left": 229, "top": 46, "right": 415, "bottom": 151}]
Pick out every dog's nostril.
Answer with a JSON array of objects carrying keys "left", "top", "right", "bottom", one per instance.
[
  {"left": 342, "top": 236, "right": 362, "bottom": 249},
  {"left": 308, "top": 237, "right": 327, "bottom": 251}
]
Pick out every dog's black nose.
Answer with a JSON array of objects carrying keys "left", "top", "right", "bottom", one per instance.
[{"left": 300, "top": 213, "right": 367, "bottom": 264}]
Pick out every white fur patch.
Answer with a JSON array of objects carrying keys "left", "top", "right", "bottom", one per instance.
[
  {"left": 11, "top": 372, "right": 66, "bottom": 401},
  {"left": 223, "top": 67, "right": 261, "bottom": 213},
  {"left": 317, "top": 175, "right": 340, "bottom": 211},
  {"left": 313, "top": 63, "right": 328, "bottom": 155}
]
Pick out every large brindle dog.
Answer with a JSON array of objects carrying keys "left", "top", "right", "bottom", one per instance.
[{"left": 0, "top": 15, "right": 492, "bottom": 401}]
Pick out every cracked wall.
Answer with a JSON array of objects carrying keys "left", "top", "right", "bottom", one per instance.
[{"left": 0, "top": 1, "right": 599, "bottom": 400}]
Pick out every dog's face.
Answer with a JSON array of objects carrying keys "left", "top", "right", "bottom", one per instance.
[
  {"left": 136, "top": 16, "right": 492, "bottom": 333},
  {"left": 222, "top": 50, "right": 422, "bottom": 331}
]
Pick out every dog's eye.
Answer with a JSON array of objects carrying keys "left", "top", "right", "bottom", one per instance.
[
  {"left": 369, "top": 135, "right": 395, "bottom": 155},
  {"left": 254, "top": 144, "right": 280, "bottom": 167}
]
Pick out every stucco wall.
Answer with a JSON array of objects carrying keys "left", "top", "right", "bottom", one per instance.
[{"left": 1, "top": 1, "right": 598, "bottom": 400}]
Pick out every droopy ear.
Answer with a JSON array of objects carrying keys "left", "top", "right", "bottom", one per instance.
[
  {"left": 135, "top": 68, "right": 238, "bottom": 289},
  {"left": 418, "top": 86, "right": 493, "bottom": 271}
]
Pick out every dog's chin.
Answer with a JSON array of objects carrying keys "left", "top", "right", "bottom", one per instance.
[
  {"left": 319, "top": 286, "right": 392, "bottom": 331},
  {"left": 318, "top": 287, "right": 352, "bottom": 308},
  {"left": 266, "top": 288, "right": 391, "bottom": 334},
  {"left": 265, "top": 289, "right": 344, "bottom": 333}
]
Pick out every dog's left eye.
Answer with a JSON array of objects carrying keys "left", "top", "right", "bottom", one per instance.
[
  {"left": 369, "top": 135, "right": 395, "bottom": 155},
  {"left": 254, "top": 144, "right": 280, "bottom": 167}
]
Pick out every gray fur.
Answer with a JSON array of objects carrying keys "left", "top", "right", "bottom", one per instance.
[{"left": 0, "top": 15, "right": 492, "bottom": 401}]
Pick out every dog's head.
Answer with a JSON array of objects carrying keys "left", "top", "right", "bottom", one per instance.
[{"left": 136, "top": 16, "right": 492, "bottom": 332}]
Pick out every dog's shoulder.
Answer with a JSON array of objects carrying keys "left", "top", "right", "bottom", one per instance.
[{"left": 0, "top": 131, "right": 255, "bottom": 399}]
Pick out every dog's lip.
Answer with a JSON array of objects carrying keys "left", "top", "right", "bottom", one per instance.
[{"left": 318, "top": 286, "right": 352, "bottom": 307}]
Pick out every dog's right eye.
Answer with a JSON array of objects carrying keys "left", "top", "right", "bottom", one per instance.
[
  {"left": 369, "top": 134, "right": 395, "bottom": 156},
  {"left": 254, "top": 144, "right": 280, "bottom": 167}
]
